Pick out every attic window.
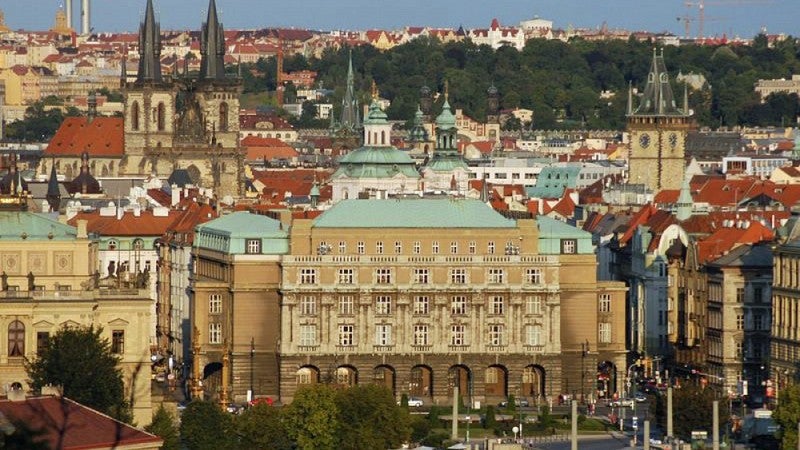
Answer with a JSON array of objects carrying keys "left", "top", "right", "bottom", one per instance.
[{"left": 723, "top": 186, "right": 729, "bottom": 191}]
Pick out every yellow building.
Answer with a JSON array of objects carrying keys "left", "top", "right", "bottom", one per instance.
[{"left": 0, "top": 195, "right": 154, "bottom": 425}]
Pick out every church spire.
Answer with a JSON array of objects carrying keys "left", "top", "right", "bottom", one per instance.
[
  {"left": 200, "top": 0, "right": 227, "bottom": 81},
  {"left": 632, "top": 48, "right": 685, "bottom": 117},
  {"left": 46, "top": 160, "right": 60, "bottom": 212},
  {"left": 136, "top": 0, "right": 162, "bottom": 84},
  {"left": 337, "top": 50, "right": 360, "bottom": 132},
  {"left": 676, "top": 165, "right": 694, "bottom": 221}
]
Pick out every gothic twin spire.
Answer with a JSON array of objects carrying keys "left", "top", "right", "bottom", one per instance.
[{"left": 135, "top": 0, "right": 227, "bottom": 84}]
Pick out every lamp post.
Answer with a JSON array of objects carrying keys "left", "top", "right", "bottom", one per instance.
[
  {"left": 581, "top": 340, "right": 589, "bottom": 404},
  {"left": 249, "top": 337, "right": 254, "bottom": 403},
  {"left": 466, "top": 415, "right": 470, "bottom": 443}
]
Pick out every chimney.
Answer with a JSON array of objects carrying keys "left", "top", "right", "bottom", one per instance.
[
  {"left": 41, "top": 385, "right": 63, "bottom": 397},
  {"left": 6, "top": 387, "right": 25, "bottom": 402},
  {"left": 171, "top": 184, "right": 180, "bottom": 206},
  {"left": 76, "top": 219, "right": 88, "bottom": 238},
  {"left": 81, "top": 0, "right": 90, "bottom": 35}
]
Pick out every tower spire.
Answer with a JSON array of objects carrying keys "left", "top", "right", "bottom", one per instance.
[
  {"left": 626, "top": 81, "right": 633, "bottom": 116},
  {"left": 337, "top": 49, "right": 360, "bottom": 132},
  {"left": 200, "top": 0, "right": 227, "bottom": 81},
  {"left": 136, "top": 0, "right": 162, "bottom": 83},
  {"left": 631, "top": 47, "right": 683, "bottom": 117}
]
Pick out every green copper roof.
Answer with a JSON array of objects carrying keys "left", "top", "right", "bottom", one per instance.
[
  {"left": 334, "top": 147, "right": 420, "bottom": 179},
  {"left": 363, "top": 99, "right": 388, "bottom": 125},
  {"left": 525, "top": 166, "right": 581, "bottom": 198},
  {"left": 426, "top": 155, "right": 468, "bottom": 172},
  {"left": 196, "top": 211, "right": 288, "bottom": 254},
  {"left": 0, "top": 211, "right": 80, "bottom": 241},
  {"left": 435, "top": 99, "right": 457, "bottom": 129},
  {"left": 536, "top": 215, "right": 593, "bottom": 254},
  {"left": 313, "top": 198, "right": 516, "bottom": 228}
]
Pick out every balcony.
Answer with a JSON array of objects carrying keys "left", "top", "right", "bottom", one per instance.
[
  {"left": 486, "top": 345, "right": 507, "bottom": 353},
  {"left": 297, "top": 345, "right": 319, "bottom": 352},
  {"left": 372, "top": 345, "right": 394, "bottom": 352},
  {"left": 412, "top": 344, "right": 433, "bottom": 352},
  {"left": 524, "top": 345, "right": 545, "bottom": 353},
  {"left": 448, "top": 344, "right": 469, "bottom": 352},
  {"left": 335, "top": 345, "right": 357, "bottom": 353}
]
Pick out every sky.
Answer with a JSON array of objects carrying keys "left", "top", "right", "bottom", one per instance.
[{"left": 2, "top": 0, "right": 798, "bottom": 39}]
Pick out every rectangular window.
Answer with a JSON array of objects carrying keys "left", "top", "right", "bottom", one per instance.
[
  {"left": 112, "top": 330, "right": 124, "bottom": 354},
  {"left": 736, "top": 288, "right": 745, "bottom": 303},
  {"left": 339, "top": 241, "right": 347, "bottom": 253},
  {"left": 488, "top": 268, "right": 505, "bottom": 284},
  {"left": 491, "top": 296, "right": 505, "bottom": 315},
  {"left": 337, "top": 268, "right": 354, "bottom": 284},
  {"left": 300, "top": 325, "right": 317, "bottom": 346},
  {"left": 451, "top": 325, "right": 466, "bottom": 346},
  {"left": 488, "top": 241, "right": 495, "bottom": 254},
  {"left": 339, "top": 325, "right": 354, "bottom": 346},
  {"left": 736, "top": 314, "right": 744, "bottom": 330},
  {"left": 36, "top": 331, "right": 49, "bottom": 354},
  {"left": 413, "top": 295, "right": 429, "bottom": 315},
  {"left": 599, "top": 322, "right": 611, "bottom": 343},
  {"left": 753, "top": 287, "right": 763, "bottom": 303},
  {"left": 357, "top": 241, "right": 365, "bottom": 254},
  {"left": 413, "top": 241, "right": 421, "bottom": 254},
  {"left": 300, "top": 295, "right": 317, "bottom": 316},
  {"left": 413, "top": 268, "right": 430, "bottom": 284},
  {"left": 376, "top": 241, "right": 384, "bottom": 254},
  {"left": 450, "top": 268, "right": 467, "bottom": 284},
  {"left": 395, "top": 241, "right": 402, "bottom": 254},
  {"left": 468, "top": 241, "right": 476, "bottom": 254},
  {"left": 432, "top": 241, "right": 440, "bottom": 254},
  {"left": 300, "top": 268, "right": 318, "bottom": 284},
  {"left": 414, "top": 325, "right": 428, "bottom": 346},
  {"left": 209, "top": 323, "right": 222, "bottom": 344},
  {"left": 338, "top": 295, "right": 354, "bottom": 315},
  {"left": 599, "top": 294, "right": 611, "bottom": 313},
  {"left": 375, "top": 324, "right": 392, "bottom": 345},
  {"left": 488, "top": 324, "right": 504, "bottom": 346},
  {"left": 209, "top": 293, "right": 222, "bottom": 314},
  {"left": 451, "top": 295, "right": 467, "bottom": 315},
  {"left": 526, "top": 325, "right": 541, "bottom": 346},
  {"left": 526, "top": 295, "right": 542, "bottom": 314},
  {"left": 450, "top": 242, "right": 458, "bottom": 254},
  {"left": 561, "top": 239, "right": 577, "bottom": 254},
  {"left": 246, "top": 239, "right": 261, "bottom": 254},
  {"left": 375, "top": 295, "right": 392, "bottom": 315},
  {"left": 375, "top": 268, "right": 393, "bottom": 284},
  {"left": 525, "top": 268, "right": 542, "bottom": 285}
]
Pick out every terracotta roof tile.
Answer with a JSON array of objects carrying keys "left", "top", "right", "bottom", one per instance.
[
  {"left": 68, "top": 209, "right": 179, "bottom": 236},
  {"left": 0, "top": 396, "right": 162, "bottom": 450},
  {"left": 46, "top": 117, "right": 124, "bottom": 157}
]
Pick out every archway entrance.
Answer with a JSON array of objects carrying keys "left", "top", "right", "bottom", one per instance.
[
  {"left": 484, "top": 365, "right": 507, "bottom": 399},
  {"left": 448, "top": 365, "right": 471, "bottom": 404},
  {"left": 373, "top": 365, "right": 395, "bottom": 395},
  {"left": 597, "top": 361, "right": 617, "bottom": 399},
  {"left": 335, "top": 365, "right": 358, "bottom": 387},
  {"left": 410, "top": 365, "right": 433, "bottom": 399},
  {"left": 522, "top": 364, "right": 546, "bottom": 404}
]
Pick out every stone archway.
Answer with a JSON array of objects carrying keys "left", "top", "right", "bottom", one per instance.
[
  {"left": 296, "top": 365, "right": 320, "bottom": 387},
  {"left": 484, "top": 364, "right": 507, "bottom": 400},
  {"left": 410, "top": 365, "right": 433, "bottom": 400},
  {"left": 373, "top": 365, "right": 395, "bottom": 395},
  {"left": 522, "top": 364, "right": 546, "bottom": 404},
  {"left": 597, "top": 361, "right": 617, "bottom": 399},
  {"left": 448, "top": 365, "right": 471, "bottom": 402},
  {"left": 335, "top": 365, "right": 358, "bottom": 387}
]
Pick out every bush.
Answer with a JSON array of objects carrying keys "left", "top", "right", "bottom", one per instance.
[
  {"left": 421, "top": 431, "right": 449, "bottom": 447},
  {"left": 484, "top": 405, "right": 497, "bottom": 429},
  {"left": 400, "top": 393, "right": 409, "bottom": 407},
  {"left": 410, "top": 416, "right": 431, "bottom": 442}
]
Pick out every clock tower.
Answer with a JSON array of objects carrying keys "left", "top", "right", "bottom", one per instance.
[{"left": 627, "top": 49, "right": 695, "bottom": 192}]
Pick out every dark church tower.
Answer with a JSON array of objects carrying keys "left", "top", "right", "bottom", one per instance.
[
  {"left": 487, "top": 83, "right": 500, "bottom": 124},
  {"left": 123, "top": 0, "right": 176, "bottom": 173}
]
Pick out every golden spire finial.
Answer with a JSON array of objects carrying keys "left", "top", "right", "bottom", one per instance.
[
  {"left": 371, "top": 80, "right": 378, "bottom": 100},
  {"left": 444, "top": 80, "right": 450, "bottom": 102}
]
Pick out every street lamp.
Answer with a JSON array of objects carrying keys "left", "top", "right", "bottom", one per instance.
[
  {"left": 249, "top": 337, "right": 254, "bottom": 403},
  {"left": 466, "top": 415, "right": 471, "bottom": 442}
]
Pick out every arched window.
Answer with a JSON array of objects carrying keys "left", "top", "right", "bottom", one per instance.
[
  {"left": 381, "top": 130, "right": 386, "bottom": 145},
  {"left": 219, "top": 102, "right": 229, "bottom": 131},
  {"left": 131, "top": 101, "right": 140, "bottom": 131},
  {"left": 157, "top": 102, "right": 165, "bottom": 131},
  {"left": 8, "top": 321, "right": 24, "bottom": 357}
]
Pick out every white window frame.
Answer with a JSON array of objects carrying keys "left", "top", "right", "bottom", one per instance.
[
  {"left": 375, "top": 324, "right": 392, "bottom": 345},
  {"left": 413, "top": 295, "right": 429, "bottom": 315},
  {"left": 450, "top": 268, "right": 467, "bottom": 284},
  {"left": 599, "top": 322, "right": 611, "bottom": 343},
  {"left": 209, "top": 293, "right": 222, "bottom": 314},
  {"left": 375, "top": 268, "right": 393, "bottom": 284},
  {"left": 432, "top": 241, "right": 440, "bottom": 254},
  {"left": 300, "top": 295, "right": 317, "bottom": 316},
  {"left": 413, "top": 268, "right": 430, "bottom": 284},
  {"left": 450, "top": 241, "right": 458, "bottom": 254},
  {"left": 451, "top": 295, "right": 467, "bottom": 315},
  {"left": 357, "top": 241, "right": 365, "bottom": 254},
  {"left": 246, "top": 239, "right": 261, "bottom": 254},
  {"left": 413, "top": 324, "right": 428, "bottom": 346},
  {"left": 299, "top": 268, "right": 317, "bottom": 284},
  {"left": 300, "top": 325, "right": 317, "bottom": 346},
  {"left": 488, "top": 268, "right": 505, "bottom": 284},
  {"left": 526, "top": 295, "right": 542, "bottom": 315},
  {"left": 395, "top": 241, "right": 402, "bottom": 254},
  {"left": 488, "top": 324, "right": 504, "bottom": 346},
  {"left": 413, "top": 241, "right": 421, "bottom": 254},
  {"left": 375, "top": 295, "right": 392, "bottom": 315},
  {"left": 526, "top": 324, "right": 542, "bottom": 346},
  {"left": 491, "top": 295, "right": 505, "bottom": 315},
  {"left": 525, "top": 268, "right": 542, "bottom": 285},
  {"left": 599, "top": 294, "right": 611, "bottom": 312},
  {"left": 376, "top": 241, "right": 384, "bottom": 254},
  {"left": 337, "top": 268, "right": 354, "bottom": 284},
  {"left": 209, "top": 323, "right": 222, "bottom": 344},
  {"left": 338, "top": 295, "right": 354, "bottom": 315},
  {"left": 339, "top": 324, "right": 355, "bottom": 346},
  {"left": 451, "top": 324, "right": 466, "bottom": 346}
]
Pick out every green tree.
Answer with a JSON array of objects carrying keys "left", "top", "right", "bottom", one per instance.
[
  {"left": 283, "top": 384, "right": 340, "bottom": 450},
  {"left": 179, "top": 400, "right": 236, "bottom": 450},
  {"left": 773, "top": 384, "right": 800, "bottom": 450},
  {"left": 25, "top": 325, "right": 131, "bottom": 422},
  {"left": 654, "top": 384, "right": 729, "bottom": 440},
  {"left": 235, "top": 403, "right": 292, "bottom": 450},
  {"left": 334, "top": 384, "right": 412, "bottom": 450},
  {"left": 144, "top": 405, "right": 179, "bottom": 450}
]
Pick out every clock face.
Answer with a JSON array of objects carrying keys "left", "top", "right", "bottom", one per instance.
[
  {"left": 638, "top": 133, "right": 651, "bottom": 149},
  {"left": 669, "top": 133, "right": 679, "bottom": 149}
]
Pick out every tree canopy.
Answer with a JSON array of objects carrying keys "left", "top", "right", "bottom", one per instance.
[
  {"left": 651, "top": 384, "right": 730, "bottom": 440},
  {"left": 773, "top": 384, "right": 800, "bottom": 450},
  {"left": 24, "top": 325, "right": 131, "bottom": 422},
  {"left": 5, "top": 101, "right": 81, "bottom": 143},
  {"left": 243, "top": 34, "right": 800, "bottom": 130}
]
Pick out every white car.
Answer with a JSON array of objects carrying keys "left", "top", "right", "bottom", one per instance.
[{"left": 407, "top": 397, "right": 424, "bottom": 407}]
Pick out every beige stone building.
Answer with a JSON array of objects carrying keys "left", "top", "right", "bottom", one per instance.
[
  {"left": 278, "top": 199, "right": 627, "bottom": 406},
  {"left": 771, "top": 217, "right": 800, "bottom": 397},
  {"left": 0, "top": 195, "right": 154, "bottom": 425}
]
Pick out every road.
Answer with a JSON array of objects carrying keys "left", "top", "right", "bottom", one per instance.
[{"left": 533, "top": 435, "right": 633, "bottom": 450}]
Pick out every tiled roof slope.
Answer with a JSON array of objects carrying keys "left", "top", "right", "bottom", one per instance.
[{"left": 46, "top": 117, "right": 124, "bottom": 157}]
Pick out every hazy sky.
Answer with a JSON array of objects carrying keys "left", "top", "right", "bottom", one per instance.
[{"left": 3, "top": 0, "right": 797, "bottom": 39}]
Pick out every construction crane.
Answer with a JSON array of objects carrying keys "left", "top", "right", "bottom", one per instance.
[
  {"left": 683, "top": 0, "right": 770, "bottom": 40},
  {"left": 676, "top": 13, "right": 725, "bottom": 39}
]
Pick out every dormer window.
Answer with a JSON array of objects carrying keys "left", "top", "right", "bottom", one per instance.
[{"left": 246, "top": 239, "right": 261, "bottom": 254}]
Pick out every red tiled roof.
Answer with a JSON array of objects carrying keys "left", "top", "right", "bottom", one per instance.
[
  {"left": 68, "top": 209, "right": 179, "bottom": 236},
  {"left": 696, "top": 221, "right": 774, "bottom": 264},
  {"left": 243, "top": 136, "right": 298, "bottom": 160},
  {"left": 654, "top": 189, "right": 679, "bottom": 204},
  {"left": 46, "top": 117, "right": 124, "bottom": 157},
  {"left": 550, "top": 193, "right": 576, "bottom": 218},
  {"left": 0, "top": 396, "right": 162, "bottom": 450}
]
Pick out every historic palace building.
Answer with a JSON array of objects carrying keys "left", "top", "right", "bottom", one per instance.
[{"left": 277, "top": 199, "right": 627, "bottom": 406}]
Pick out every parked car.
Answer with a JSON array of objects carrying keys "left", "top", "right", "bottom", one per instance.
[
  {"left": 634, "top": 393, "right": 648, "bottom": 403},
  {"left": 609, "top": 398, "right": 635, "bottom": 408},
  {"left": 407, "top": 397, "right": 424, "bottom": 407}
]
